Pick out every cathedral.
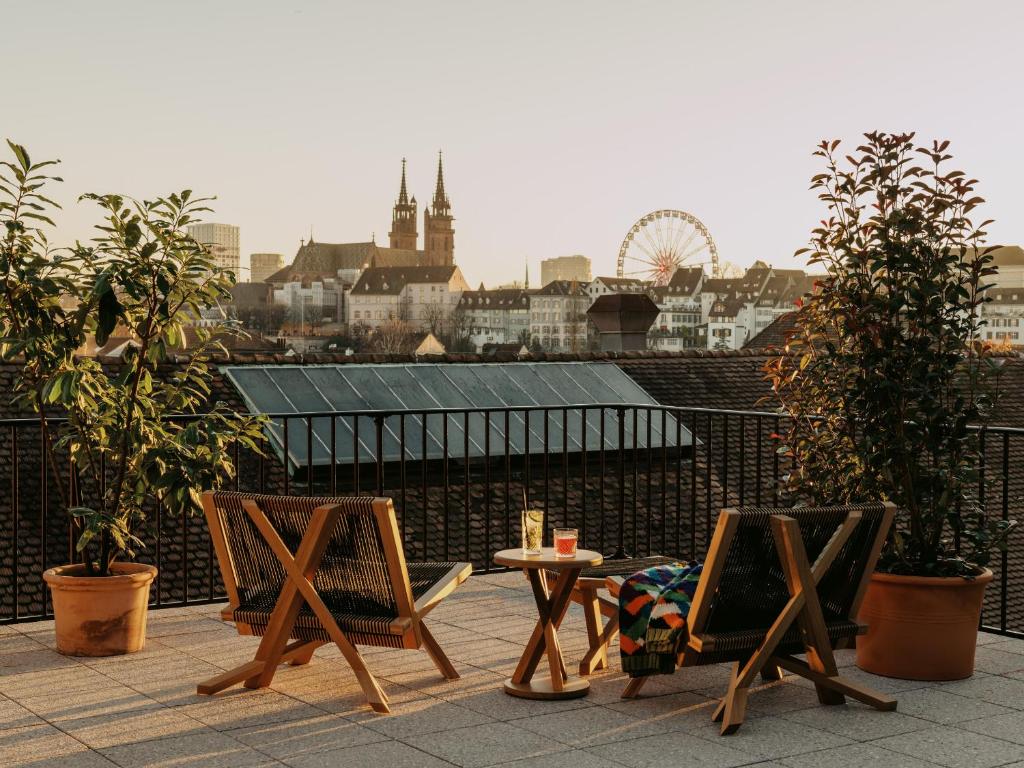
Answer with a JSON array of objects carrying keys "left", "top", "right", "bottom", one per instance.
[{"left": 265, "top": 154, "right": 455, "bottom": 285}]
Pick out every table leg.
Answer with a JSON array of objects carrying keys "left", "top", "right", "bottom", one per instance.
[{"left": 505, "top": 567, "right": 590, "bottom": 700}]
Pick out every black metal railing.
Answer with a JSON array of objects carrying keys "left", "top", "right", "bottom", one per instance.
[{"left": 1, "top": 404, "right": 1021, "bottom": 638}]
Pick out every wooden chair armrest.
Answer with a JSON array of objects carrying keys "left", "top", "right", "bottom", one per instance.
[
  {"left": 605, "top": 575, "right": 625, "bottom": 598},
  {"left": 413, "top": 562, "right": 473, "bottom": 617}
]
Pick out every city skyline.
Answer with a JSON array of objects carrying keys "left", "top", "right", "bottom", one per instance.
[{"left": 7, "top": 1, "right": 1023, "bottom": 287}]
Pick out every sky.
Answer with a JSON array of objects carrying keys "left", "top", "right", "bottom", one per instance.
[{"left": 6, "top": 0, "right": 1023, "bottom": 286}]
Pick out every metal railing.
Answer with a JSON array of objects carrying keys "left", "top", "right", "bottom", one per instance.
[{"left": 1, "top": 404, "right": 1020, "bottom": 638}]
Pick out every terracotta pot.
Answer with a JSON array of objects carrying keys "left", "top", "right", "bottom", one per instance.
[
  {"left": 43, "top": 562, "right": 157, "bottom": 657},
  {"left": 856, "top": 568, "right": 992, "bottom": 681}
]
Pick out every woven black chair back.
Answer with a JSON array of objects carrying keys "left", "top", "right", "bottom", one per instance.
[
  {"left": 209, "top": 492, "right": 402, "bottom": 620},
  {"left": 703, "top": 504, "right": 887, "bottom": 637}
]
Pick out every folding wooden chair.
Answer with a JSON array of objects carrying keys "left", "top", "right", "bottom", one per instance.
[
  {"left": 609, "top": 503, "right": 897, "bottom": 735},
  {"left": 197, "top": 491, "right": 472, "bottom": 713}
]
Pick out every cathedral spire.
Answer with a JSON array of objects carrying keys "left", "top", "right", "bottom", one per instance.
[
  {"left": 431, "top": 151, "right": 450, "bottom": 215},
  {"left": 397, "top": 157, "right": 409, "bottom": 206}
]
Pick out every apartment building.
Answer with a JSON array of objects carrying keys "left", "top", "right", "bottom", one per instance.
[
  {"left": 186, "top": 223, "right": 241, "bottom": 278},
  {"left": 530, "top": 280, "right": 590, "bottom": 352},
  {"left": 457, "top": 287, "right": 531, "bottom": 351},
  {"left": 347, "top": 265, "right": 470, "bottom": 332},
  {"left": 540, "top": 255, "right": 591, "bottom": 285},
  {"left": 250, "top": 253, "right": 284, "bottom": 284},
  {"left": 648, "top": 267, "right": 705, "bottom": 350}
]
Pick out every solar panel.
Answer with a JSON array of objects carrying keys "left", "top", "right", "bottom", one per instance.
[{"left": 221, "top": 362, "right": 693, "bottom": 473}]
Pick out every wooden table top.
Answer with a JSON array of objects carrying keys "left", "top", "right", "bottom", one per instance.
[{"left": 493, "top": 547, "right": 603, "bottom": 570}]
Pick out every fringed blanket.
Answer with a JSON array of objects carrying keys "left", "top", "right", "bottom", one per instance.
[{"left": 618, "top": 561, "right": 703, "bottom": 677}]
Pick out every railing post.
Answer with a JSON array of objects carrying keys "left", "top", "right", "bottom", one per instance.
[{"left": 615, "top": 405, "right": 627, "bottom": 559}]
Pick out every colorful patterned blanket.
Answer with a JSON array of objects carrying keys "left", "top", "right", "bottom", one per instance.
[{"left": 618, "top": 561, "right": 703, "bottom": 677}]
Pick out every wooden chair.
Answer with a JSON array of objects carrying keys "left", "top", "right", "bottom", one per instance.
[
  {"left": 197, "top": 491, "right": 472, "bottom": 713},
  {"left": 608, "top": 503, "right": 897, "bottom": 735},
  {"left": 546, "top": 555, "right": 682, "bottom": 675}
]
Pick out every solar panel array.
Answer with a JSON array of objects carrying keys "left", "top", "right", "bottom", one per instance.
[{"left": 221, "top": 362, "right": 691, "bottom": 471}]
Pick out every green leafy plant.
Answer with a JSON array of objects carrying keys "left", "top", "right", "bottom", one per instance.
[
  {"left": 1, "top": 140, "right": 265, "bottom": 576},
  {"left": 765, "top": 132, "right": 1016, "bottom": 577}
]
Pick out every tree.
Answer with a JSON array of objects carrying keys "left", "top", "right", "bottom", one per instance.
[
  {"left": 0, "top": 140, "right": 265, "bottom": 576},
  {"left": 764, "top": 132, "right": 1015, "bottom": 577},
  {"left": 371, "top": 318, "right": 415, "bottom": 353}
]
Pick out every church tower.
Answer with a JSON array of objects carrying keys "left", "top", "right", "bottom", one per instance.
[
  {"left": 389, "top": 158, "right": 418, "bottom": 250},
  {"left": 423, "top": 151, "right": 455, "bottom": 266}
]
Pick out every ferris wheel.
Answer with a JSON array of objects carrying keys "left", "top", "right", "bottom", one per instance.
[{"left": 616, "top": 209, "right": 720, "bottom": 285}]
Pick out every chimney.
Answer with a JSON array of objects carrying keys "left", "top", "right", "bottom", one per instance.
[{"left": 586, "top": 294, "right": 660, "bottom": 352}]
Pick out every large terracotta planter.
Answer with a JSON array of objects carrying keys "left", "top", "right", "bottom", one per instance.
[
  {"left": 43, "top": 562, "right": 157, "bottom": 656},
  {"left": 856, "top": 568, "right": 992, "bottom": 681}
]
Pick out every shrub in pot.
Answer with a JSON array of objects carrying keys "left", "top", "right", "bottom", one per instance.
[
  {"left": 766, "top": 132, "right": 1017, "bottom": 680},
  {"left": 0, "top": 141, "right": 265, "bottom": 655}
]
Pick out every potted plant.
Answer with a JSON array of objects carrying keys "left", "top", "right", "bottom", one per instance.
[
  {"left": 0, "top": 141, "right": 265, "bottom": 656},
  {"left": 765, "top": 132, "right": 1017, "bottom": 680}
]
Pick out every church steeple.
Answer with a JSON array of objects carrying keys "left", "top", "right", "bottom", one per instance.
[
  {"left": 423, "top": 150, "right": 454, "bottom": 266},
  {"left": 389, "top": 157, "right": 418, "bottom": 250},
  {"left": 431, "top": 151, "right": 450, "bottom": 216}
]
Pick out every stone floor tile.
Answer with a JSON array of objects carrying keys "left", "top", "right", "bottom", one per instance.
[
  {"left": 441, "top": 681, "right": 593, "bottom": 720},
  {"left": 0, "top": 648, "right": 80, "bottom": 677},
  {"left": 984, "top": 638, "right": 1024, "bottom": 655},
  {"left": 872, "top": 725, "right": 1024, "bottom": 768},
  {"left": 780, "top": 702, "right": 932, "bottom": 740},
  {"left": 355, "top": 697, "right": 494, "bottom": 737},
  {"left": 971, "top": 647, "right": 1024, "bottom": 675},
  {"left": 513, "top": 705, "right": 675, "bottom": 748},
  {"left": 174, "top": 688, "right": 324, "bottom": 731},
  {"left": 17, "top": 685, "right": 161, "bottom": 722},
  {"left": 894, "top": 688, "right": 1014, "bottom": 724},
  {"left": 405, "top": 720, "right": 567, "bottom": 768},
  {"left": 99, "top": 729, "right": 277, "bottom": 768},
  {"left": 585, "top": 729, "right": 760, "bottom": 768},
  {"left": 55, "top": 705, "right": 210, "bottom": 749},
  {"left": 686, "top": 714, "right": 853, "bottom": 760},
  {"left": 939, "top": 674, "right": 1024, "bottom": 710},
  {"left": 779, "top": 742, "right": 943, "bottom": 768},
  {"left": 491, "top": 749, "right": 626, "bottom": 768},
  {"left": 0, "top": 696, "right": 44, "bottom": 731},
  {"left": 0, "top": 723, "right": 98, "bottom": 762},
  {"left": 226, "top": 713, "right": 387, "bottom": 759},
  {"left": 281, "top": 739, "right": 455, "bottom": 768},
  {"left": 0, "top": 633, "right": 53, "bottom": 654},
  {"left": 601, "top": 689, "right": 718, "bottom": 728},
  {"left": 960, "top": 710, "right": 1024, "bottom": 745},
  {"left": 0, "top": 665, "right": 117, "bottom": 698}
]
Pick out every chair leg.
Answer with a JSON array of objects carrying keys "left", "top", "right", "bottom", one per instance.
[
  {"left": 579, "top": 587, "right": 612, "bottom": 675},
  {"left": 622, "top": 676, "right": 649, "bottom": 698},
  {"left": 198, "top": 639, "right": 319, "bottom": 695},
  {"left": 774, "top": 655, "right": 896, "bottom": 711},
  {"left": 714, "top": 662, "right": 749, "bottom": 735},
  {"left": 760, "top": 664, "right": 784, "bottom": 682},
  {"left": 420, "top": 622, "right": 460, "bottom": 680},
  {"left": 289, "top": 641, "right": 321, "bottom": 666}
]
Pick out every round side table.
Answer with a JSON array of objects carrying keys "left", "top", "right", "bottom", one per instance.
[{"left": 494, "top": 547, "right": 603, "bottom": 700}]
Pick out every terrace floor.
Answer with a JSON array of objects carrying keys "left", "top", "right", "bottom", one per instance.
[{"left": 3, "top": 572, "right": 1024, "bottom": 768}]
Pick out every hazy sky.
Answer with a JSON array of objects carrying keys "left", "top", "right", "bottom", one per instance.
[{"left": 7, "top": 0, "right": 1023, "bottom": 285}]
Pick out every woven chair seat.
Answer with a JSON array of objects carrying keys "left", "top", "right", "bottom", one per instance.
[
  {"left": 699, "top": 618, "right": 861, "bottom": 663},
  {"left": 234, "top": 562, "right": 462, "bottom": 647}
]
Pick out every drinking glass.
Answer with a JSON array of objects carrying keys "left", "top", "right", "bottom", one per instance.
[
  {"left": 522, "top": 508, "right": 544, "bottom": 555},
  {"left": 553, "top": 528, "right": 578, "bottom": 558}
]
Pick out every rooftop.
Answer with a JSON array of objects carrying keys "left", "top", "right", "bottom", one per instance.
[{"left": 4, "top": 571, "right": 1023, "bottom": 768}]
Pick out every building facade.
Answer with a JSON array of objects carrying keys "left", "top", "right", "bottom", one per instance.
[
  {"left": 250, "top": 253, "right": 284, "bottom": 284},
  {"left": 530, "top": 280, "right": 590, "bottom": 352},
  {"left": 347, "top": 265, "right": 470, "bottom": 332},
  {"left": 541, "top": 255, "right": 591, "bottom": 286},
  {"left": 458, "top": 288, "right": 531, "bottom": 351},
  {"left": 187, "top": 222, "right": 240, "bottom": 278}
]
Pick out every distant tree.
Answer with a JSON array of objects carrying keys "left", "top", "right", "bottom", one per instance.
[{"left": 371, "top": 319, "right": 414, "bottom": 353}]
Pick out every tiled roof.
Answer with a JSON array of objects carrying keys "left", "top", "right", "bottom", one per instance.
[
  {"left": 351, "top": 265, "right": 458, "bottom": 294},
  {"left": 458, "top": 288, "right": 530, "bottom": 308},
  {"left": 535, "top": 279, "right": 588, "bottom": 296},
  {"left": 744, "top": 312, "right": 798, "bottom": 350}
]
